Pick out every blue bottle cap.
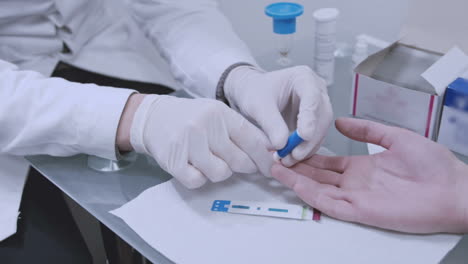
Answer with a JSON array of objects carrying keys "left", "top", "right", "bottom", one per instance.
[{"left": 265, "top": 2, "right": 304, "bottom": 34}]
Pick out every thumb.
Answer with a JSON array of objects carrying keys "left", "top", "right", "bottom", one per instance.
[{"left": 335, "top": 118, "right": 399, "bottom": 149}]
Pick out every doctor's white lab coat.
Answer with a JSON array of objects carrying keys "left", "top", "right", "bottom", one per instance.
[{"left": 0, "top": 0, "right": 256, "bottom": 240}]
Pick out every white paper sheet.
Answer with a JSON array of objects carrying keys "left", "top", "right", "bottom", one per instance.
[{"left": 112, "top": 175, "right": 461, "bottom": 264}]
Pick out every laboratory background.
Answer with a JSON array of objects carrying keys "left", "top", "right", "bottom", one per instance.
[
  {"left": 80, "top": 0, "right": 467, "bottom": 263},
  {"left": 2, "top": 0, "right": 468, "bottom": 263},
  {"left": 221, "top": 0, "right": 406, "bottom": 156}
]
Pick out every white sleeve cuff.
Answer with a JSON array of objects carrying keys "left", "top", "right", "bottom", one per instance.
[
  {"left": 130, "top": 95, "right": 161, "bottom": 155},
  {"left": 75, "top": 85, "right": 136, "bottom": 160}
]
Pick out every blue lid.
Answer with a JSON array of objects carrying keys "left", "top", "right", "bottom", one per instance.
[
  {"left": 444, "top": 78, "right": 468, "bottom": 111},
  {"left": 276, "top": 130, "right": 304, "bottom": 158},
  {"left": 265, "top": 2, "right": 303, "bottom": 34}
]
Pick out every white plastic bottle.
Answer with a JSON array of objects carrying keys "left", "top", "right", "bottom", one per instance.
[
  {"left": 352, "top": 34, "right": 390, "bottom": 68},
  {"left": 352, "top": 38, "right": 369, "bottom": 68},
  {"left": 313, "top": 8, "right": 339, "bottom": 86}
]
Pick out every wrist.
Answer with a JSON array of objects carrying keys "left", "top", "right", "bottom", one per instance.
[
  {"left": 216, "top": 62, "right": 255, "bottom": 105},
  {"left": 455, "top": 160, "right": 468, "bottom": 233},
  {"left": 116, "top": 93, "right": 147, "bottom": 152},
  {"left": 223, "top": 65, "right": 265, "bottom": 107}
]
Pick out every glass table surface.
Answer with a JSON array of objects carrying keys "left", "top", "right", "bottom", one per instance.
[{"left": 27, "top": 57, "right": 468, "bottom": 263}]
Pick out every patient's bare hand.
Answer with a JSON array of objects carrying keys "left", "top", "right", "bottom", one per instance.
[{"left": 272, "top": 118, "right": 468, "bottom": 234}]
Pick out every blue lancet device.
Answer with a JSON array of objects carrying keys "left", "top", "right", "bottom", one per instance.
[{"left": 275, "top": 130, "right": 304, "bottom": 160}]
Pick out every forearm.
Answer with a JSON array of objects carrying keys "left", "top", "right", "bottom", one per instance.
[
  {"left": 129, "top": 0, "right": 257, "bottom": 98},
  {"left": 0, "top": 60, "right": 135, "bottom": 159}
]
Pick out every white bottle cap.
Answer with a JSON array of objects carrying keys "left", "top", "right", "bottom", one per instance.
[
  {"left": 352, "top": 39, "right": 369, "bottom": 66},
  {"left": 313, "top": 8, "right": 339, "bottom": 23}
]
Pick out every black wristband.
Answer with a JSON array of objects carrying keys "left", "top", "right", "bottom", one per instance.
[{"left": 215, "top": 62, "right": 252, "bottom": 106}]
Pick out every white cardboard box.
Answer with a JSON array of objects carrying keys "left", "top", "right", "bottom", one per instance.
[{"left": 351, "top": 0, "right": 468, "bottom": 139}]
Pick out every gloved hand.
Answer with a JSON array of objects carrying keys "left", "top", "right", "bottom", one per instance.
[
  {"left": 272, "top": 118, "right": 468, "bottom": 234},
  {"left": 224, "top": 65, "right": 333, "bottom": 167},
  {"left": 130, "top": 95, "right": 273, "bottom": 189}
]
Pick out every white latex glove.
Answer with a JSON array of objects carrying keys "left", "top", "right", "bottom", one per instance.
[
  {"left": 130, "top": 95, "right": 273, "bottom": 189},
  {"left": 224, "top": 65, "right": 333, "bottom": 167}
]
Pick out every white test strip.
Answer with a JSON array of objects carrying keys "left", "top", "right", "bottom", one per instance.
[{"left": 211, "top": 200, "right": 314, "bottom": 220}]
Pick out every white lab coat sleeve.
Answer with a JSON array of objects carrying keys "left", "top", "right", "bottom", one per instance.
[
  {"left": 0, "top": 60, "right": 135, "bottom": 160},
  {"left": 129, "top": 0, "right": 257, "bottom": 98}
]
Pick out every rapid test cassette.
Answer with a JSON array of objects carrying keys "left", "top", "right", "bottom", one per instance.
[{"left": 211, "top": 200, "right": 320, "bottom": 221}]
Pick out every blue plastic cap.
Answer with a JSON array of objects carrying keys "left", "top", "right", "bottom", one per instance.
[
  {"left": 445, "top": 77, "right": 468, "bottom": 111},
  {"left": 276, "top": 130, "right": 304, "bottom": 158},
  {"left": 265, "top": 2, "right": 304, "bottom": 34}
]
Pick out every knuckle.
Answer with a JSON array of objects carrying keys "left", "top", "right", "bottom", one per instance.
[
  {"left": 292, "top": 178, "right": 307, "bottom": 195},
  {"left": 298, "top": 124, "right": 315, "bottom": 140},
  {"left": 291, "top": 65, "right": 324, "bottom": 83},
  {"left": 294, "top": 65, "right": 313, "bottom": 74},
  {"left": 363, "top": 122, "right": 374, "bottom": 140},
  {"left": 200, "top": 99, "right": 225, "bottom": 115},
  {"left": 294, "top": 150, "right": 308, "bottom": 161},
  {"left": 289, "top": 66, "right": 315, "bottom": 83},
  {"left": 317, "top": 76, "right": 327, "bottom": 87},
  {"left": 314, "top": 192, "right": 328, "bottom": 207},
  {"left": 215, "top": 144, "right": 232, "bottom": 157}
]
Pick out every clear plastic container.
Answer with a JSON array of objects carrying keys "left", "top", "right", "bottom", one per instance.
[{"left": 265, "top": 3, "right": 303, "bottom": 67}]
